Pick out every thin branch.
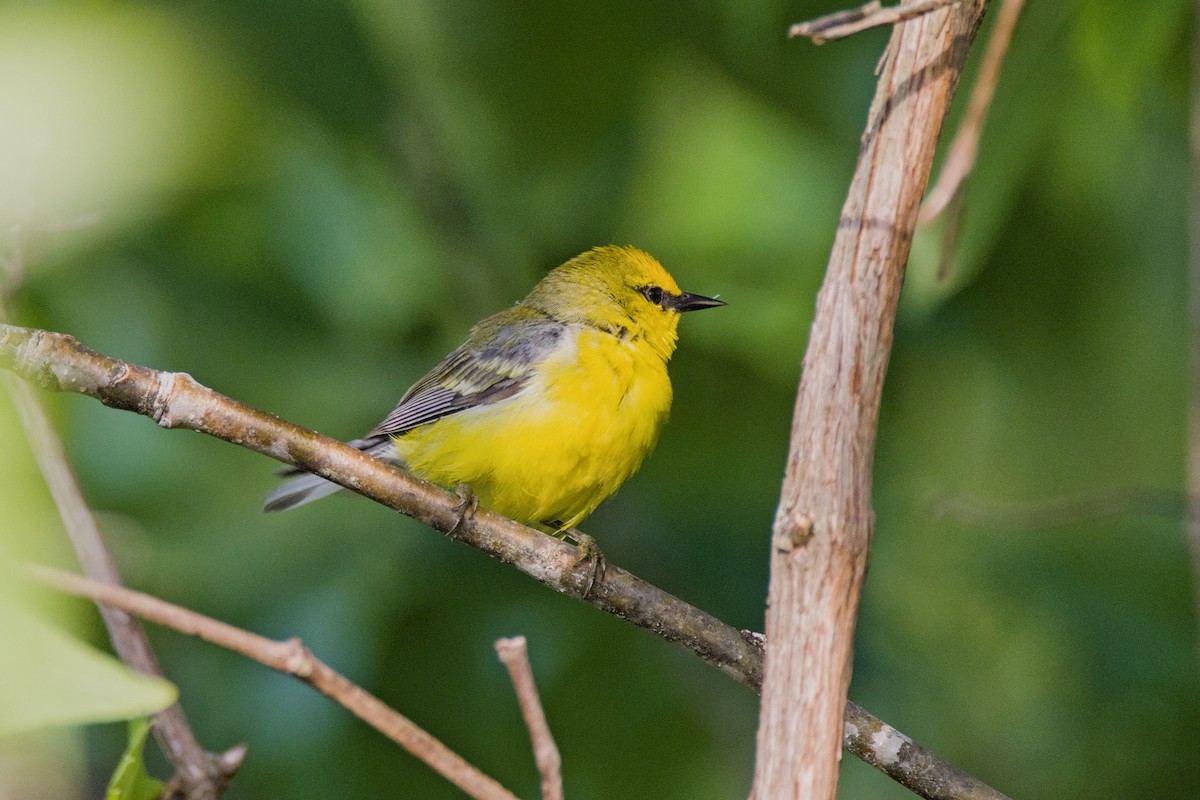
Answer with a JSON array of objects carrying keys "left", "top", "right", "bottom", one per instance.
[
  {"left": 789, "top": 0, "right": 960, "bottom": 44},
  {"left": 842, "top": 710, "right": 1011, "bottom": 800},
  {"left": 495, "top": 637, "right": 562, "bottom": 800},
  {"left": 22, "top": 563, "right": 520, "bottom": 800},
  {"left": 0, "top": 323, "right": 1008, "bottom": 800},
  {"left": 0, "top": 302, "right": 230, "bottom": 798},
  {"left": 919, "top": 0, "right": 1025, "bottom": 225},
  {"left": 931, "top": 487, "right": 1184, "bottom": 531}
]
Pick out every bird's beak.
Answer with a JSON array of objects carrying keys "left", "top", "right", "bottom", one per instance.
[{"left": 669, "top": 291, "right": 727, "bottom": 313}]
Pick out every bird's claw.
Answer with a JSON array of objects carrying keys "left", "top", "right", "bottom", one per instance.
[
  {"left": 565, "top": 530, "right": 606, "bottom": 599},
  {"left": 447, "top": 483, "right": 478, "bottom": 539}
]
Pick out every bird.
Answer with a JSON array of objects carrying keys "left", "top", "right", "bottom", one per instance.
[{"left": 264, "top": 245, "right": 725, "bottom": 534}]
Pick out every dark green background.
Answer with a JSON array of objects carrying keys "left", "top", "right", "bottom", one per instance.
[{"left": 2, "top": 1, "right": 1195, "bottom": 797}]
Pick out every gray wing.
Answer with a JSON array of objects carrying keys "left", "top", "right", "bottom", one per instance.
[
  {"left": 368, "top": 310, "right": 564, "bottom": 438},
  {"left": 265, "top": 309, "right": 565, "bottom": 514},
  {"left": 263, "top": 436, "right": 395, "bottom": 512}
]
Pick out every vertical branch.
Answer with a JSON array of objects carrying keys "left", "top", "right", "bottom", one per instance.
[
  {"left": 495, "top": 637, "right": 563, "bottom": 800},
  {"left": 752, "top": 3, "right": 988, "bottom": 799}
]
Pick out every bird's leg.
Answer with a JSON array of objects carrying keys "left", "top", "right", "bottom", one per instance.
[
  {"left": 447, "top": 483, "right": 478, "bottom": 540},
  {"left": 543, "top": 521, "right": 571, "bottom": 541},
  {"left": 563, "top": 529, "right": 606, "bottom": 599}
]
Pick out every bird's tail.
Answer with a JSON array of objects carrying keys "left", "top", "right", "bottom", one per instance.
[{"left": 263, "top": 436, "right": 395, "bottom": 512}]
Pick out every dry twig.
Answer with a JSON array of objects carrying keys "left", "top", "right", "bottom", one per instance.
[
  {"left": 0, "top": 323, "right": 1008, "bottom": 800},
  {"left": 789, "top": 0, "right": 960, "bottom": 44},
  {"left": 495, "top": 637, "right": 562, "bottom": 800},
  {"left": 919, "top": 0, "right": 1025, "bottom": 224},
  {"left": 22, "top": 564, "right": 520, "bottom": 800}
]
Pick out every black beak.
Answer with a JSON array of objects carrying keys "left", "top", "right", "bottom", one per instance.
[{"left": 669, "top": 291, "right": 727, "bottom": 313}]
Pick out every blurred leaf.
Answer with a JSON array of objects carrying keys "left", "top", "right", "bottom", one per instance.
[
  {"left": 1, "top": 383, "right": 175, "bottom": 736},
  {"left": 0, "top": 4, "right": 241, "bottom": 265},
  {"left": 0, "top": 725, "right": 85, "bottom": 798},
  {"left": 0, "top": 595, "right": 177, "bottom": 735},
  {"left": 0, "top": 383, "right": 72, "bottom": 566},
  {"left": 105, "top": 718, "right": 165, "bottom": 800},
  {"left": 1, "top": 377, "right": 174, "bottom": 736}
]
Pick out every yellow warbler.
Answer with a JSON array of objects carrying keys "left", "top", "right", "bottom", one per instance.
[{"left": 264, "top": 245, "right": 724, "bottom": 531}]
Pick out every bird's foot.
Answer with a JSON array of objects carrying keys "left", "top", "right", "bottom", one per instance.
[
  {"left": 447, "top": 483, "right": 478, "bottom": 539},
  {"left": 564, "top": 529, "right": 606, "bottom": 599}
]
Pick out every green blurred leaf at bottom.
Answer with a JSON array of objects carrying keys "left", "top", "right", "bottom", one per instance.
[
  {"left": 106, "top": 718, "right": 165, "bottom": 800},
  {"left": 0, "top": 595, "right": 177, "bottom": 735}
]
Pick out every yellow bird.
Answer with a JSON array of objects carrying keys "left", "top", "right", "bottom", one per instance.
[{"left": 264, "top": 245, "right": 724, "bottom": 532}]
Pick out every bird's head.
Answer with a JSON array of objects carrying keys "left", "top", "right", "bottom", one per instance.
[{"left": 522, "top": 245, "right": 725, "bottom": 361}]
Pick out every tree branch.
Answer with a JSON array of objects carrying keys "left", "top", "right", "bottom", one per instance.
[
  {"left": 495, "top": 637, "right": 562, "bottom": 800},
  {"left": 753, "top": 2, "right": 990, "bottom": 799},
  {"left": 0, "top": 322, "right": 1008, "bottom": 799},
  {"left": 789, "top": 0, "right": 961, "bottom": 44},
  {"left": 22, "top": 563, "right": 520, "bottom": 800},
  {"left": 0, "top": 323, "right": 763, "bottom": 687},
  {"left": 842, "top": 711, "right": 1012, "bottom": 800},
  {"left": 0, "top": 291, "right": 233, "bottom": 798}
]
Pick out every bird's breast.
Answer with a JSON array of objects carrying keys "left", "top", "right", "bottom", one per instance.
[
  {"left": 394, "top": 325, "right": 672, "bottom": 530},
  {"left": 536, "top": 326, "right": 672, "bottom": 437}
]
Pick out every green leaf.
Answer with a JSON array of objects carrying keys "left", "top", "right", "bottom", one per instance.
[
  {"left": 0, "top": 596, "right": 178, "bottom": 735},
  {"left": 0, "top": 375, "right": 176, "bottom": 736},
  {"left": 105, "top": 718, "right": 165, "bottom": 800}
]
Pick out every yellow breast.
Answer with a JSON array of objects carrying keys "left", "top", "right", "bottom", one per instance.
[{"left": 392, "top": 326, "right": 672, "bottom": 530}]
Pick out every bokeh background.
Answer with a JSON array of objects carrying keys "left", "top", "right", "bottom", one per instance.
[{"left": 1, "top": 1, "right": 1195, "bottom": 798}]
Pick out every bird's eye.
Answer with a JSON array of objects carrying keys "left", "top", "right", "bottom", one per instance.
[{"left": 642, "top": 285, "right": 665, "bottom": 305}]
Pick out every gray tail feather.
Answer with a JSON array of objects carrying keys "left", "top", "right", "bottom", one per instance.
[{"left": 263, "top": 436, "right": 395, "bottom": 513}]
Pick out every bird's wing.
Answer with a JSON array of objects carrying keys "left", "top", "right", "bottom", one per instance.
[{"left": 368, "top": 310, "right": 564, "bottom": 438}]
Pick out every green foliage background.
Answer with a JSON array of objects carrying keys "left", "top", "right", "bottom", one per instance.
[{"left": 1, "top": 1, "right": 1196, "bottom": 797}]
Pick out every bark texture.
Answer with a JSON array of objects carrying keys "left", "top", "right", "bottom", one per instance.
[{"left": 752, "top": 4, "right": 989, "bottom": 798}]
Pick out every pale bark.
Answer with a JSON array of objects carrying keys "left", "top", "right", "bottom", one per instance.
[{"left": 752, "top": 3, "right": 989, "bottom": 798}]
